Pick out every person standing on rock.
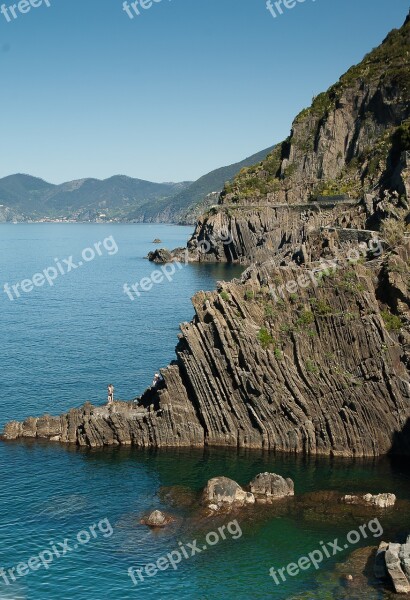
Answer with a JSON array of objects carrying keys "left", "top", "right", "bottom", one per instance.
[
  {"left": 152, "top": 373, "right": 161, "bottom": 387},
  {"left": 107, "top": 384, "right": 114, "bottom": 405}
]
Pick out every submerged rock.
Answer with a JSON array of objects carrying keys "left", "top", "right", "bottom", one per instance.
[
  {"left": 140, "top": 510, "right": 175, "bottom": 528},
  {"left": 342, "top": 493, "right": 397, "bottom": 508},
  {"left": 158, "top": 485, "right": 198, "bottom": 509}
]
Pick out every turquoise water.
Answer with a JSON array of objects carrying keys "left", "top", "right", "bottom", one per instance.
[{"left": 0, "top": 224, "right": 409, "bottom": 600}]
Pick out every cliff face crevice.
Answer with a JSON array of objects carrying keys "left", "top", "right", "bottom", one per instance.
[{"left": 3, "top": 244, "right": 410, "bottom": 456}]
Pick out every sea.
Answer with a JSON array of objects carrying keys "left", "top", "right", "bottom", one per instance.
[{"left": 0, "top": 223, "right": 408, "bottom": 600}]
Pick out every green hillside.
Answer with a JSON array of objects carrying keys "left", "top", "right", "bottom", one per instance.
[
  {"left": 222, "top": 13, "right": 410, "bottom": 204},
  {"left": 0, "top": 146, "right": 276, "bottom": 223},
  {"left": 142, "top": 145, "right": 276, "bottom": 223}
]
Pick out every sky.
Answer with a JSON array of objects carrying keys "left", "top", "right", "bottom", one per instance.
[{"left": 0, "top": 0, "right": 409, "bottom": 184}]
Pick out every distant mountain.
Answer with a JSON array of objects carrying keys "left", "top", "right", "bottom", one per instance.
[
  {"left": 0, "top": 146, "right": 276, "bottom": 223},
  {"left": 140, "top": 145, "right": 276, "bottom": 224},
  {"left": 0, "top": 174, "right": 55, "bottom": 210},
  {"left": 0, "top": 174, "right": 191, "bottom": 222}
]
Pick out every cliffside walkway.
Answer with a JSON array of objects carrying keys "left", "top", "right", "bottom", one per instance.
[{"left": 223, "top": 199, "right": 359, "bottom": 212}]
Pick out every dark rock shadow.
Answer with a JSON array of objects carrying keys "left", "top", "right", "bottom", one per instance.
[{"left": 389, "top": 417, "right": 410, "bottom": 456}]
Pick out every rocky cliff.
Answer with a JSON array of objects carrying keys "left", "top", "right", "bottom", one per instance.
[
  {"left": 2, "top": 15, "right": 410, "bottom": 456},
  {"left": 184, "top": 13, "right": 410, "bottom": 265},
  {"left": 3, "top": 240, "right": 410, "bottom": 455}
]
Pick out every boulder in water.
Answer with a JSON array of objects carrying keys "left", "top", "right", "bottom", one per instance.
[
  {"left": 341, "top": 493, "right": 396, "bottom": 508},
  {"left": 147, "top": 247, "right": 188, "bottom": 264},
  {"left": 140, "top": 510, "right": 175, "bottom": 528},
  {"left": 249, "top": 472, "right": 294, "bottom": 502},
  {"left": 384, "top": 542, "right": 410, "bottom": 594},
  {"left": 202, "top": 477, "right": 255, "bottom": 509},
  {"left": 363, "top": 493, "right": 396, "bottom": 508}
]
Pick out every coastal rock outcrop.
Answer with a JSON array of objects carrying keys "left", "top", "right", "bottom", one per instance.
[
  {"left": 146, "top": 247, "right": 188, "bottom": 264},
  {"left": 249, "top": 473, "right": 294, "bottom": 502},
  {"left": 2, "top": 242, "right": 410, "bottom": 455},
  {"left": 202, "top": 477, "right": 255, "bottom": 509},
  {"left": 342, "top": 493, "right": 397, "bottom": 508},
  {"left": 2, "top": 16, "right": 410, "bottom": 457},
  {"left": 140, "top": 510, "right": 175, "bottom": 528},
  {"left": 375, "top": 537, "right": 410, "bottom": 594},
  {"left": 178, "top": 14, "right": 410, "bottom": 267}
]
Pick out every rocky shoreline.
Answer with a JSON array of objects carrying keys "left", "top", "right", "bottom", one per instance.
[
  {"left": 2, "top": 15, "right": 410, "bottom": 459},
  {"left": 142, "top": 473, "right": 407, "bottom": 597},
  {"left": 3, "top": 240, "right": 410, "bottom": 455}
]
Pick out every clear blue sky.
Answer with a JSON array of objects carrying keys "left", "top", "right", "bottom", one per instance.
[{"left": 0, "top": 0, "right": 408, "bottom": 184}]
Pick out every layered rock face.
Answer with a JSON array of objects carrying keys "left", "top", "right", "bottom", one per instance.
[
  {"left": 186, "top": 199, "right": 367, "bottom": 264},
  {"left": 3, "top": 243, "right": 410, "bottom": 455},
  {"left": 3, "top": 17, "right": 410, "bottom": 456}
]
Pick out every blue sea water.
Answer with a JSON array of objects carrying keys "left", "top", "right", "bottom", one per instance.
[{"left": 0, "top": 224, "right": 409, "bottom": 600}]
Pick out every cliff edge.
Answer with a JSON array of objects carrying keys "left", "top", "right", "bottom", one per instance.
[{"left": 2, "top": 15, "right": 410, "bottom": 455}]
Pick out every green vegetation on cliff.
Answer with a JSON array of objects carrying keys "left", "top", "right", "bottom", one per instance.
[{"left": 221, "top": 13, "right": 410, "bottom": 204}]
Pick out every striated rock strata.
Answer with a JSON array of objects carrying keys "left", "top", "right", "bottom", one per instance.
[
  {"left": 3, "top": 242, "right": 410, "bottom": 455},
  {"left": 2, "top": 16, "right": 410, "bottom": 456}
]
